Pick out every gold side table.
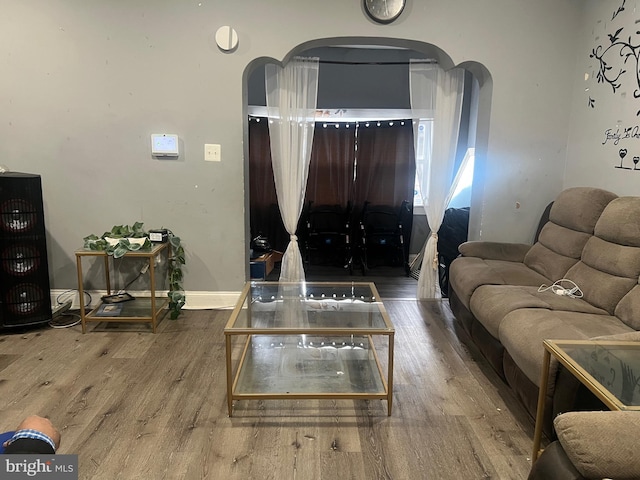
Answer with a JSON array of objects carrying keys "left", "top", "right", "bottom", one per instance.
[
  {"left": 532, "top": 339, "right": 640, "bottom": 463},
  {"left": 75, "top": 242, "right": 170, "bottom": 333}
]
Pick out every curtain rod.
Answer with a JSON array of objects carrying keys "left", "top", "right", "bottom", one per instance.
[{"left": 318, "top": 59, "right": 437, "bottom": 66}]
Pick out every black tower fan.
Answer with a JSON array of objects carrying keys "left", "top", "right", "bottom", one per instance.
[{"left": 0, "top": 172, "right": 52, "bottom": 328}]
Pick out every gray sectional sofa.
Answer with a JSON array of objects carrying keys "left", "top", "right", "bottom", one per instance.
[{"left": 447, "top": 186, "right": 640, "bottom": 478}]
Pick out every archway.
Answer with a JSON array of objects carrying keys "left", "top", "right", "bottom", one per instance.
[{"left": 242, "top": 38, "right": 493, "bottom": 284}]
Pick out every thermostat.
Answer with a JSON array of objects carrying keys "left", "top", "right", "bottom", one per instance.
[{"left": 151, "top": 134, "right": 179, "bottom": 157}]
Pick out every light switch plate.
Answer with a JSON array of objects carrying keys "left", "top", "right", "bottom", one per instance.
[{"left": 205, "top": 144, "right": 221, "bottom": 162}]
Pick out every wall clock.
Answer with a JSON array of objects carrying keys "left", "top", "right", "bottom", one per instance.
[{"left": 364, "top": 0, "right": 406, "bottom": 24}]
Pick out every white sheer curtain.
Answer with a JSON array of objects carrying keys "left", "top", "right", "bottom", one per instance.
[
  {"left": 265, "top": 56, "right": 319, "bottom": 282},
  {"left": 410, "top": 61, "right": 465, "bottom": 299}
]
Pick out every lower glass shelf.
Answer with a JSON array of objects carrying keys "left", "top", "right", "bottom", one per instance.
[
  {"left": 87, "top": 297, "right": 168, "bottom": 320},
  {"left": 234, "top": 334, "right": 387, "bottom": 396}
]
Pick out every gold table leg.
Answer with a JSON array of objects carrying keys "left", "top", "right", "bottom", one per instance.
[
  {"left": 76, "top": 254, "right": 86, "bottom": 334},
  {"left": 388, "top": 332, "right": 394, "bottom": 416},
  {"left": 226, "top": 334, "right": 233, "bottom": 417},
  {"left": 532, "top": 348, "right": 551, "bottom": 463}
]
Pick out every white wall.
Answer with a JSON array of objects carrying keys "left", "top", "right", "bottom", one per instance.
[
  {"left": 566, "top": 0, "right": 640, "bottom": 196},
  {"left": 0, "top": 0, "right": 584, "bottom": 298}
]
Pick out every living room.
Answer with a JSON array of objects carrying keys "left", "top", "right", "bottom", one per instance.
[
  {"left": 6, "top": 0, "right": 638, "bottom": 305},
  {"left": 1, "top": 1, "right": 639, "bottom": 479}
]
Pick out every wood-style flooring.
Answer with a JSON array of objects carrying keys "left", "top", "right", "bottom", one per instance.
[{"left": 0, "top": 299, "right": 536, "bottom": 479}]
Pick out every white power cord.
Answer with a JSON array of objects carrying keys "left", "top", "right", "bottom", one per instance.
[{"left": 538, "top": 279, "right": 584, "bottom": 298}]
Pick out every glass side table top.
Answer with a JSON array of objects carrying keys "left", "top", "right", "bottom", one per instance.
[
  {"left": 225, "top": 281, "right": 394, "bottom": 333},
  {"left": 545, "top": 340, "right": 640, "bottom": 410}
]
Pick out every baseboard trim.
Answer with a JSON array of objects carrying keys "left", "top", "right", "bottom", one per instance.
[
  {"left": 50, "top": 289, "right": 242, "bottom": 311},
  {"left": 182, "top": 291, "right": 242, "bottom": 310}
]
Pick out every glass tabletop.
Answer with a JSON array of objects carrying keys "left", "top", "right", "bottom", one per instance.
[
  {"left": 546, "top": 340, "right": 640, "bottom": 409},
  {"left": 225, "top": 281, "right": 394, "bottom": 333}
]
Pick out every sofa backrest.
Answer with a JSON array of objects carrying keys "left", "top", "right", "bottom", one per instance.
[
  {"left": 616, "top": 284, "right": 640, "bottom": 330},
  {"left": 566, "top": 196, "right": 640, "bottom": 319},
  {"left": 523, "top": 187, "right": 617, "bottom": 281}
]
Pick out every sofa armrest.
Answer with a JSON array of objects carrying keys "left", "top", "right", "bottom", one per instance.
[
  {"left": 554, "top": 411, "right": 640, "bottom": 479},
  {"left": 457, "top": 241, "right": 531, "bottom": 262},
  {"left": 591, "top": 331, "right": 640, "bottom": 342}
]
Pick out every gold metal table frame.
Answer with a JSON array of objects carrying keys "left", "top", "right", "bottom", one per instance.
[
  {"left": 75, "top": 242, "right": 170, "bottom": 333},
  {"left": 224, "top": 281, "right": 395, "bottom": 417}
]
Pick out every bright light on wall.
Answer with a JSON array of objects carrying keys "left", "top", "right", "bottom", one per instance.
[
  {"left": 450, "top": 148, "right": 475, "bottom": 203},
  {"left": 413, "top": 147, "right": 475, "bottom": 210}
]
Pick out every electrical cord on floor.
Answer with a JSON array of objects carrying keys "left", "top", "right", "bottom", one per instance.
[
  {"left": 49, "top": 289, "right": 92, "bottom": 329},
  {"left": 49, "top": 312, "right": 81, "bottom": 329},
  {"left": 55, "top": 288, "right": 92, "bottom": 309},
  {"left": 538, "top": 279, "right": 584, "bottom": 298}
]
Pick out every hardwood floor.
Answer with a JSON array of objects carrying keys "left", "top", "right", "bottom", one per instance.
[{"left": 0, "top": 299, "right": 536, "bottom": 479}]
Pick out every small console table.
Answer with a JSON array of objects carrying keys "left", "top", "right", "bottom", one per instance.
[{"left": 75, "top": 242, "right": 170, "bottom": 333}]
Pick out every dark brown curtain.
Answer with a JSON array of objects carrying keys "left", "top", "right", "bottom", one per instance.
[
  {"left": 353, "top": 121, "right": 415, "bottom": 210},
  {"left": 352, "top": 121, "right": 415, "bottom": 263},
  {"left": 305, "top": 123, "right": 356, "bottom": 209},
  {"left": 248, "top": 118, "right": 288, "bottom": 252},
  {"left": 248, "top": 117, "right": 415, "bottom": 253}
]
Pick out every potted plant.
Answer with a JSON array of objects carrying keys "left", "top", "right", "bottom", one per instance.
[
  {"left": 84, "top": 222, "right": 150, "bottom": 258},
  {"left": 83, "top": 222, "right": 185, "bottom": 319}
]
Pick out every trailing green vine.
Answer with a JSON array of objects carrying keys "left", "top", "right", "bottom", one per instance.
[
  {"left": 167, "top": 233, "right": 186, "bottom": 319},
  {"left": 83, "top": 222, "right": 185, "bottom": 319}
]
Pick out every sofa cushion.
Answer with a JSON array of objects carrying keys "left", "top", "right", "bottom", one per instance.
[
  {"left": 498, "top": 309, "right": 632, "bottom": 388},
  {"left": 458, "top": 241, "right": 531, "bottom": 261},
  {"left": 615, "top": 285, "right": 640, "bottom": 330},
  {"left": 523, "top": 242, "right": 581, "bottom": 283},
  {"left": 448, "top": 257, "right": 549, "bottom": 309},
  {"left": 523, "top": 188, "right": 617, "bottom": 280},
  {"left": 565, "top": 261, "right": 638, "bottom": 315},
  {"left": 470, "top": 285, "right": 609, "bottom": 339},
  {"left": 547, "top": 187, "right": 618, "bottom": 233},
  {"left": 536, "top": 223, "right": 593, "bottom": 259},
  {"left": 564, "top": 197, "right": 640, "bottom": 315},
  {"left": 594, "top": 196, "right": 640, "bottom": 247},
  {"left": 555, "top": 411, "right": 640, "bottom": 479},
  {"left": 581, "top": 236, "right": 640, "bottom": 278}
]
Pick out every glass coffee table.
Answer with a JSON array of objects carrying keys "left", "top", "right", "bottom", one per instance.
[
  {"left": 532, "top": 339, "right": 640, "bottom": 462},
  {"left": 224, "top": 281, "right": 394, "bottom": 416}
]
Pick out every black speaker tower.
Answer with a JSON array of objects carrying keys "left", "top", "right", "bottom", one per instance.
[{"left": 0, "top": 172, "right": 52, "bottom": 328}]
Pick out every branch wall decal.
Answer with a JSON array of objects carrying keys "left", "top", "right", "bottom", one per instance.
[
  {"left": 587, "top": 0, "right": 640, "bottom": 171},
  {"left": 590, "top": 27, "right": 640, "bottom": 115}
]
